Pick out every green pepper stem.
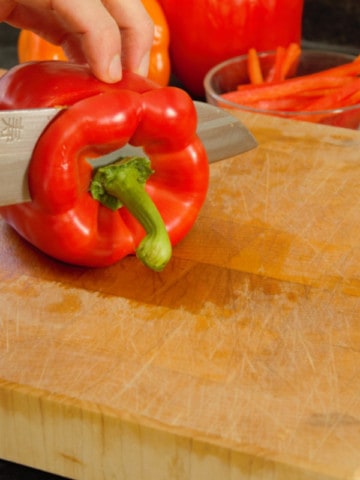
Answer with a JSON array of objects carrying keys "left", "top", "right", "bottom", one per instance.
[{"left": 90, "top": 157, "right": 172, "bottom": 271}]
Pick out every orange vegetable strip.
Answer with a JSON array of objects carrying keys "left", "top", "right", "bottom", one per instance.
[
  {"left": 252, "top": 96, "right": 314, "bottom": 111},
  {"left": 302, "top": 78, "right": 360, "bottom": 111},
  {"left": 348, "top": 90, "right": 360, "bottom": 103},
  {"left": 222, "top": 76, "right": 352, "bottom": 104},
  {"left": 235, "top": 55, "right": 360, "bottom": 96},
  {"left": 280, "top": 43, "right": 301, "bottom": 80},
  {"left": 294, "top": 87, "right": 341, "bottom": 97},
  {"left": 265, "top": 46, "right": 286, "bottom": 82},
  {"left": 247, "top": 47, "right": 264, "bottom": 84}
]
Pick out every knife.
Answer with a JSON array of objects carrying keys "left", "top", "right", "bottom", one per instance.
[{"left": 0, "top": 101, "right": 257, "bottom": 206}]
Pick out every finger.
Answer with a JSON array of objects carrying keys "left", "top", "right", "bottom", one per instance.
[
  {"left": 52, "top": 0, "right": 154, "bottom": 81},
  {"left": 4, "top": 0, "right": 154, "bottom": 83},
  {"left": 52, "top": 0, "right": 124, "bottom": 82},
  {"left": 9, "top": 0, "right": 124, "bottom": 82},
  {"left": 103, "top": 0, "right": 154, "bottom": 76}
]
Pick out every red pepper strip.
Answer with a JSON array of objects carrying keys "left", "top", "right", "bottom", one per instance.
[
  {"left": 301, "top": 78, "right": 360, "bottom": 112},
  {"left": 251, "top": 96, "right": 314, "bottom": 112},
  {"left": 265, "top": 46, "right": 286, "bottom": 83},
  {"left": 0, "top": 61, "right": 209, "bottom": 270},
  {"left": 294, "top": 88, "right": 341, "bottom": 97},
  {"left": 222, "top": 53, "right": 360, "bottom": 106},
  {"left": 265, "top": 43, "right": 300, "bottom": 83},
  {"left": 252, "top": 78, "right": 360, "bottom": 113},
  {"left": 247, "top": 48, "right": 264, "bottom": 84},
  {"left": 279, "top": 42, "right": 301, "bottom": 80},
  {"left": 349, "top": 90, "right": 360, "bottom": 104},
  {"left": 222, "top": 76, "right": 353, "bottom": 105}
]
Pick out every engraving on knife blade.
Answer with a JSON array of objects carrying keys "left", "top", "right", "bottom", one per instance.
[{"left": 0, "top": 116, "right": 24, "bottom": 142}]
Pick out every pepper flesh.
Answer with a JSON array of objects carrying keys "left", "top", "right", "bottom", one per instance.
[{"left": 0, "top": 61, "right": 209, "bottom": 269}]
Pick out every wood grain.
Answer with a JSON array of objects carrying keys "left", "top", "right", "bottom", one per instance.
[{"left": 1, "top": 112, "right": 360, "bottom": 480}]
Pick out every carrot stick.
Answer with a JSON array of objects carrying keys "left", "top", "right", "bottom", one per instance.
[{"left": 247, "top": 47, "right": 264, "bottom": 84}]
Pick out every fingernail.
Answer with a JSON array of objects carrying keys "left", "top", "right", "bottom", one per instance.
[
  {"left": 108, "top": 54, "right": 122, "bottom": 82},
  {"left": 137, "top": 53, "right": 150, "bottom": 77}
]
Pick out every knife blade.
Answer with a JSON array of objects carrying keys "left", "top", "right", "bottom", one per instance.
[{"left": 0, "top": 101, "right": 257, "bottom": 206}]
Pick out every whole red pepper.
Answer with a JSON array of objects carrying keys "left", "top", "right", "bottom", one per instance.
[
  {"left": 0, "top": 61, "right": 209, "bottom": 270},
  {"left": 159, "top": 0, "right": 304, "bottom": 97}
]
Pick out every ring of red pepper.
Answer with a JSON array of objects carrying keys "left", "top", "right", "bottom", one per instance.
[{"left": 0, "top": 61, "right": 209, "bottom": 270}]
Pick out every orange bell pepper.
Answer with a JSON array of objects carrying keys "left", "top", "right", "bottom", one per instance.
[
  {"left": 17, "top": 0, "right": 170, "bottom": 86},
  {"left": 142, "top": 0, "right": 170, "bottom": 86},
  {"left": 18, "top": 31, "right": 67, "bottom": 62}
]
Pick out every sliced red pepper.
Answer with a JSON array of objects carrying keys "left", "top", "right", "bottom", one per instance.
[
  {"left": 301, "top": 78, "right": 360, "bottom": 112},
  {"left": 222, "top": 50, "right": 360, "bottom": 107},
  {"left": 222, "top": 75, "right": 354, "bottom": 105},
  {"left": 265, "top": 46, "right": 286, "bottom": 83},
  {"left": 0, "top": 61, "right": 209, "bottom": 270},
  {"left": 220, "top": 46, "right": 360, "bottom": 128},
  {"left": 278, "top": 42, "right": 301, "bottom": 80}
]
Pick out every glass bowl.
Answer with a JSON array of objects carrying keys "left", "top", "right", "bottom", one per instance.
[{"left": 204, "top": 50, "right": 360, "bottom": 130}]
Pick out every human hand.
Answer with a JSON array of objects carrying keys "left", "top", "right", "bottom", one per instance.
[{"left": 0, "top": 0, "right": 154, "bottom": 83}]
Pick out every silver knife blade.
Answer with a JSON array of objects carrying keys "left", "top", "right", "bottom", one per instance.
[
  {"left": 0, "top": 102, "right": 257, "bottom": 206},
  {"left": 193, "top": 101, "right": 257, "bottom": 163}
]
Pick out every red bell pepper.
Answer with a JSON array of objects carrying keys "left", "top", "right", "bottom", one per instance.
[
  {"left": 0, "top": 61, "right": 209, "bottom": 270},
  {"left": 158, "top": 0, "right": 304, "bottom": 97}
]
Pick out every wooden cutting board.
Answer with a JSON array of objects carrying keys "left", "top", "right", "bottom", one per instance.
[{"left": 1, "top": 111, "right": 360, "bottom": 480}]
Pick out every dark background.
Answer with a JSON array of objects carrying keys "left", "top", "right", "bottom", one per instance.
[
  {"left": 0, "top": 0, "right": 359, "bottom": 478},
  {"left": 0, "top": 0, "right": 359, "bottom": 70}
]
